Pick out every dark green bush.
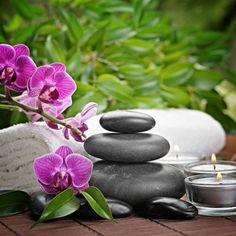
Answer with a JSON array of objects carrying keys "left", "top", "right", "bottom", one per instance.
[{"left": 0, "top": 0, "right": 235, "bottom": 132}]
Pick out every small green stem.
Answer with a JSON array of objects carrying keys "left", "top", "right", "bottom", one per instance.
[{"left": 0, "top": 94, "right": 86, "bottom": 139}]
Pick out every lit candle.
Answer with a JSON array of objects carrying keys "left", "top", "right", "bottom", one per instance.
[
  {"left": 156, "top": 144, "right": 205, "bottom": 169},
  {"left": 184, "top": 154, "right": 236, "bottom": 176},
  {"left": 185, "top": 173, "right": 236, "bottom": 216}
]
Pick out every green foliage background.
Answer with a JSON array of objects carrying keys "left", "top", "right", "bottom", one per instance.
[{"left": 0, "top": 0, "right": 236, "bottom": 132}]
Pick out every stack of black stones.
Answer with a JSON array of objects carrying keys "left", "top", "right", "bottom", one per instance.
[
  {"left": 84, "top": 110, "right": 198, "bottom": 219},
  {"left": 30, "top": 110, "right": 198, "bottom": 220}
]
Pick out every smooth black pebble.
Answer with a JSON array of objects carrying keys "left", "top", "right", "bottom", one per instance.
[
  {"left": 84, "top": 133, "right": 170, "bottom": 163},
  {"left": 100, "top": 110, "right": 156, "bottom": 133},
  {"left": 30, "top": 192, "right": 133, "bottom": 220},
  {"left": 30, "top": 192, "right": 55, "bottom": 220},
  {"left": 137, "top": 197, "right": 198, "bottom": 219},
  {"left": 90, "top": 162, "right": 186, "bottom": 206},
  {"left": 74, "top": 197, "right": 133, "bottom": 219}
]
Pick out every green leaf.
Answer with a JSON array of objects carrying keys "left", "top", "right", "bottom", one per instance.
[
  {"left": 118, "top": 64, "right": 146, "bottom": 77},
  {"left": 10, "top": 0, "right": 42, "bottom": 20},
  {"left": 10, "top": 110, "right": 28, "bottom": 125},
  {"left": 80, "top": 186, "right": 113, "bottom": 220},
  {"left": 224, "top": 70, "right": 236, "bottom": 86},
  {"left": 67, "top": 91, "right": 107, "bottom": 116},
  {"left": 133, "top": 0, "right": 152, "bottom": 27},
  {"left": 0, "top": 190, "right": 30, "bottom": 217},
  {"left": 45, "top": 36, "right": 66, "bottom": 64},
  {"left": 190, "top": 69, "right": 222, "bottom": 90},
  {"left": 58, "top": 8, "right": 83, "bottom": 41},
  {"left": 97, "top": 74, "right": 133, "bottom": 102},
  {"left": 122, "top": 39, "right": 153, "bottom": 54},
  {"left": 33, "top": 188, "right": 80, "bottom": 227},
  {"left": 160, "top": 62, "right": 193, "bottom": 86},
  {"left": 161, "top": 87, "right": 190, "bottom": 106}
]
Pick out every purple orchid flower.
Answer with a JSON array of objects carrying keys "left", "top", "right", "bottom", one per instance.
[
  {"left": 16, "top": 92, "right": 72, "bottom": 129},
  {"left": 34, "top": 145, "right": 93, "bottom": 194},
  {"left": 28, "top": 63, "right": 76, "bottom": 106},
  {"left": 63, "top": 102, "right": 97, "bottom": 142},
  {"left": 0, "top": 44, "right": 36, "bottom": 92}
]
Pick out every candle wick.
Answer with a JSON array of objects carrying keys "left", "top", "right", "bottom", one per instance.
[
  {"left": 176, "top": 154, "right": 179, "bottom": 159},
  {"left": 213, "top": 164, "right": 216, "bottom": 171}
]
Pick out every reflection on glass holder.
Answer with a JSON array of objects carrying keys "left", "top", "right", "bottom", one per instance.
[{"left": 185, "top": 174, "right": 236, "bottom": 216}]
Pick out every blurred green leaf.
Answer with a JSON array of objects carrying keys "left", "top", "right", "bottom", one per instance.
[
  {"left": 161, "top": 87, "right": 190, "bottom": 106},
  {"left": 190, "top": 69, "right": 222, "bottom": 90},
  {"left": 97, "top": 74, "right": 133, "bottom": 102},
  {"left": 67, "top": 91, "right": 107, "bottom": 116},
  {"left": 10, "top": 111, "right": 28, "bottom": 125},
  {"left": 224, "top": 70, "right": 236, "bottom": 86},
  {"left": 10, "top": 0, "right": 42, "bottom": 20},
  {"left": 58, "top": 8, "right": 83, "bottom": 42},
  {"left": 160, "top": 62, "right": 193, "bottom": 86},
  {"left": 45, "top": 36, "right": 66, "bottom": 63}
]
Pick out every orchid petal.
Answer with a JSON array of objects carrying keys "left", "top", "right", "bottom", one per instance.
[
  {"left": 29, "top": 65, "right": 54, "bottom": 90},
  {"left": 50, "top": 63, "right": 66, "bottom": 72},
  {"left": 33, "top": 153, "right": 63, "bottom": 185},
  {"left": 55, "top": 146, "right": 73, "bottom": 158},
  {"left": 70, "top": 130, "right": 84, "bottom": 142},
  {"left": 81, "top": 102, "right": 97, "bottom": 122},
  {"left": 39, "top": 181, "right": 60, "bottom": 194},
  {"left": 15, "top": 55, "right": 37, "bottom": 88},
  {"left": 54, "top": 71, "right": 76, "bottom": 99},
  {"left": 13, "top": 44, "right": 29, "bottom": 58},
  {"left": 0, "top": 44, "right": 15, "bottom": 63},
  {"left": 65, "top": 154, "right": 93, "bottom": 188},
  {"left": 62, "top": 127, "right": 69, "bottom": 140}
]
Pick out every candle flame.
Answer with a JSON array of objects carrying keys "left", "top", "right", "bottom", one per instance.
[
  {"left": 174, "top": 144, "right": 180, "bottom": 152},
  {"left": 211, "top": 153, "right": 217, "bottom": 164},
  {"left": 216, "top": 172, "right": 222, "bottom": 182}
]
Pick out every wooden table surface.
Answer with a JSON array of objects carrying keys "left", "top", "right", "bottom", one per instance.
[{"left": 0, "top": 135, "right": 236, "bottom": 236}]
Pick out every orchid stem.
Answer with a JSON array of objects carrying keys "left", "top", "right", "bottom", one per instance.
[{"left": 0, "top": 93, "right": 86, "bottom": 139}]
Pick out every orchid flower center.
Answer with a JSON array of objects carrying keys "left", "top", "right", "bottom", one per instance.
[
  {"left": 53, "top": 169, "right": 72, "bottom": 190},
  {"left": 0, "top": 66, "right": 17, "bottom": 85},
  {"left": 39, "top": 85, "right": 59, "bottom": 104}
]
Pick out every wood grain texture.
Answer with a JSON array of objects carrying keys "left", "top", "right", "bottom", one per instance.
[{"left": 0, "top": 136, "right": 236, "bottom": 236}]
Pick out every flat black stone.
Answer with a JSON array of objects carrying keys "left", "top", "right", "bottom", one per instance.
[
  {"left": 29, "top": 192, "right": 55, "bottom": 220},
  {"left": 136, "top": 197, "right": 198, "bottom": 219},
  {"left": 30, "top": 192, "right": 133, "bottom": 220},
  {"left": 90, "top": 162, "right": 186, "bottom": 206},
  {"left": 74, "top": 197, "right": 133, "bottom": 219},
  {"left": 84, "top": 133, "right": 170, "bottom": 163},
  {"left": 100, "top": 110, "right": 156, "bottom": 133}
]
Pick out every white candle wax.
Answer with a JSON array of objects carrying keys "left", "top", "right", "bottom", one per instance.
[
  {"left": 185, "top": 161, "right": 236, "bottom": 176},
  {"left": 192, "top": 177, "right": 236, "bottom": 185},
  {"left": 191, "top": 164, "right": 236, "bottom": 171}
]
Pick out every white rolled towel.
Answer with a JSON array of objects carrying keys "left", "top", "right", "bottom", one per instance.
[{"left": 0, "top": 108, "right": 225, "bottom": 193}]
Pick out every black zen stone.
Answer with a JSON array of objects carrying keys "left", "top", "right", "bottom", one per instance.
[
  {"left": 100, "top": 110, "right": 156, "bottom": 133},
  {"left": 74, "top": 197, "right": 133, "bottom": 219},
  {"left": 84, "top": 133, "right": 170, "bottom": 163},
  {"left": 90, "top": 162, "right": 186, "bottom": 206},
  {"left": 136, "top": 197, "right": 198, "bottom": 219},
  {"left": 29, "top": 192, "right": 55, "bottom": 220}
]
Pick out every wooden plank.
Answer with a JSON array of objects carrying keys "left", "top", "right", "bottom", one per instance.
[
  {"left": 0, "top": 213, "right": 96, "bottom": 236},
  {"left": 159, "top": 216, "right": 236, "bottom": 236},
  {"left": 0, "top": 220, "right": 17, "bottom": 236},
  {"left": 83, "top": 217, "right": 182, "bottom": 236}
]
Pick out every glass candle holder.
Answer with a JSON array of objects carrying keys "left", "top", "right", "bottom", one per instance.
[
  {"left": 184, "top": 161, "right": 236, "bottom": 176},
  {"left": 185, "top": 174, "right": 236, "bottom": 216},
  {"left": 156, "top": 152, "right": 206, "bottom": 170}
]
